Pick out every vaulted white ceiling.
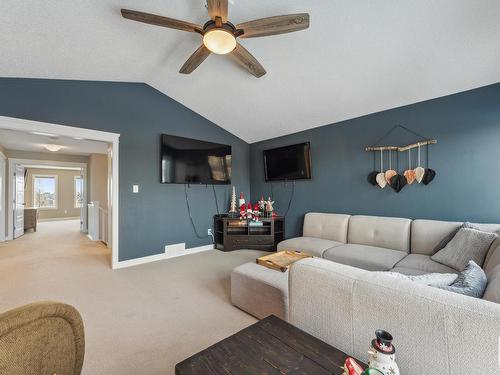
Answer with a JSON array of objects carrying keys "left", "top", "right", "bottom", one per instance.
[{"left": 1, "top": 1, "right": 499, "bottom": 143}]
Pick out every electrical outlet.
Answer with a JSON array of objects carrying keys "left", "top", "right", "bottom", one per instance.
[{"left": 207, "top": 228, "right": 212, "bottom": 236}]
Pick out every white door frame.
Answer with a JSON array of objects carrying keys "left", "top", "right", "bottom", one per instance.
[
  {"left": 8, "top": 158, "right": 88, "bottom": 237},
  {"left": 0, "top": 116, "right": 120, "bottom": 269},
  {"left": 0, "top": 151, "right": 6, "bottom": 242}
]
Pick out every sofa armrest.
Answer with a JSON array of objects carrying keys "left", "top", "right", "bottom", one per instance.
[{"left": 289, "top": 258, "right": 500, "bottom": 375}]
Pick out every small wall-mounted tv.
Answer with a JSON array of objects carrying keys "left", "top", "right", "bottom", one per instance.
[
  {"left": 161, "top": 134, "right": 232, "bottom": 184},
  {"left": 263, "top": 142, "right": 312, "bottom": 181}
]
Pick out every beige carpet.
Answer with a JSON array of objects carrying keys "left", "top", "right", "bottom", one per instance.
[{"left": 0, "top": 220, "right": 268, "bottom": 374}]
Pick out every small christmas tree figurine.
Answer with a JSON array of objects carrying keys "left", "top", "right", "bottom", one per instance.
[{"left": 229, "top": 186, "right": 238, "bottom": 217}]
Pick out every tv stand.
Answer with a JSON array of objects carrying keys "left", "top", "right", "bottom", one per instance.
[{"left": 213, "top": 214, "right": 285, "bottom": 252}]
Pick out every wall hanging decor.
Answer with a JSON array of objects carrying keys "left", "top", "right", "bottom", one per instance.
[{"left": 365, "top": 125, "right": 437, "bottom": 192}]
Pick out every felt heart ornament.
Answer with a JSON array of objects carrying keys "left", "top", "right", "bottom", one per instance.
[
  {"left": 376, "top": 172, "right": 387, "bottom": 188},
  {"left": 422, "top": 168, "right": 436, "bottom": 185},
  {"left": 385, "top": 169, "right": 397, "bottom": 184},
  {"left": 414, "top": 144, "right": 425, "bottom": 183},
  {"left": 403, "top": 148, "right": 416, "bottom": 184},
  {"left": 367, "top": 171, "right": 379, "bottom": 186},
  {"left": 414, "top": 166, "right": 425, "bottom": 183},
  {"left": 404, "top": 169, "right": 416, "bottom": 184},
  {"left": 390, "top": 174, "right": 407, "bottom": 193}
]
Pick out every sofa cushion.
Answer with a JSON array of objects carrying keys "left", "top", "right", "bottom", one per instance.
[
  {"left": 303, "top": 213, "right": 350, "bottom": 242},
  {"left": 277, "top": 237, "right": 343, "bottom": 258},
  {"left": 483, "top": 265, "right": 500, "bottom": 304},
  {"left": 431, "top": 228, "right": 497, "bottom": 271},
  {"left": 393, "top": 254, "right": 458, "bottom": 275},
  {"left": 475, "top": 224, "right": 500, "bottom": 274},
  {"left": 432, "top": 222, "right": 479, "bottom": 254},
  {"left": 438, "top": 261, "right": 488, "bottom": 298},
  {"left": 347, "top": 215, "right": 411, "bottom": 252},
  {"left": 322, "top": 244, "right": 408, "bottom": 271},
  {"left": 411, "top": 219, "right": 462, "bottom": 255}
]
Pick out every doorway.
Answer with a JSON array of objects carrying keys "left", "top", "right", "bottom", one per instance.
[{"left": 0, "top": 116, "right": 120, "bottom": 268}]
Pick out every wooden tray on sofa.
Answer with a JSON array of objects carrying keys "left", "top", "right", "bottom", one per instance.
[{"left": 257, "top": 250, "right": 313, "bottom": 272}]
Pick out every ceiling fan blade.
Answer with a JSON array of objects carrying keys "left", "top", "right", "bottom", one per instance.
[
  {"left": 230, "top": 43, "right": 266, "bottom": 78},
  {"left": 236, "top": 13, "right": 310, "bottom": 38},
  {"left": 179, "top": 45, "right": 211, "bottom": 74},
  {"left": 121, "top": 9, "right": 203, "bottom": 33},
  {"left": 207, "top": 0, "right": 228, "bottom": 22}
]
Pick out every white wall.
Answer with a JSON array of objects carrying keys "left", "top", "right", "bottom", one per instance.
[
  {"left": 88, "top": 153, "right": 108, "bottom": 208},
  {"left": 0, "top": 144, "right": 6, "bottom": 241}
]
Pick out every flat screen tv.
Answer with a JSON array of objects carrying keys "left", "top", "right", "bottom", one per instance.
[
  {"left": 263, "top": 142, "right": 312, "bottom": 181},
  {"left": 161, "top": 134, "right": 232, "bottom": 184}
]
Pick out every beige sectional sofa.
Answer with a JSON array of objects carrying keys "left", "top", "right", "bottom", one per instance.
[
  {"left": 279, "top": 212, "right": 500, "bottom": 277},
  {"left": 280, "top": 213, "right": 500, "bottom": 374}
]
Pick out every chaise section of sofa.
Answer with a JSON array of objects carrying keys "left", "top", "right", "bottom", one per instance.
[{"left": 289, "top": 257, "right": 500, "bottom": 374}]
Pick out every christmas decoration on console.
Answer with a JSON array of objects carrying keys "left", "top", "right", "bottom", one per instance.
[
  {"left": 228, "top": 186, "right": 238, "bottom": 217},
  {"left": 252, "top": 203, "right": 261, "bottom": 222},
  {"left": 258, "top": 196, "right": 266, "bottom": 215},
  {"left": 265, "top": 197, "right": 275, "bottom": 217},
  {"left": 238, "top": 192, "right": 245, "bottom": 207},
  {"left": 367, "top": 330, "right": 400, "bottom": 375}
]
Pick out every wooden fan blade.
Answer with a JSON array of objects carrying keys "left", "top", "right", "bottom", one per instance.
[
  {"left": 236, "top": 13, "right": 310, "bottom": 38},
  {"left": 207, "top": 0, "right": 228, "bottom": 22},
  {"left": 230, "top": 44, "right": 266, "bottom": 78},
  {"left": 179, "top": 45, "right": 211, "bottom": 74},
  {"left": 121, "top": 9, "right": 203, "bottom": 33}
]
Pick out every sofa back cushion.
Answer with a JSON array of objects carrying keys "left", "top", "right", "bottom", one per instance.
[
  {"left": 411, "top": 220, "right": 463, "bottom": 255},
  {"left": 347, "top": 215, "right": 411, "bottom": 252},
  {"left": 478, "top": 225, "right": 500, "bottom": 274},
  {"left": 303, "top": 213, "right": 350, "bottom": 242}
]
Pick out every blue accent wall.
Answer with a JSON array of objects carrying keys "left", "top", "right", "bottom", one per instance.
[
  {"left": 250, "top": 83, "right": 500, "bottom": 239},
  {"left": 0, "top": 78, "right": 250, "bottom": 261}
]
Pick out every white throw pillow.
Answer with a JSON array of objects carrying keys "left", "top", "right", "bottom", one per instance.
[{"left": 382, "top": 272, "right": 458, "bottom": 287}]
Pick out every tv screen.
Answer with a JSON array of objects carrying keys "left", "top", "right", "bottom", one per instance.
[
  {"left": 161, "top": 134, "right": 232, "bottom": 184},
  {"left": 263, "top": 142, "right": 312, "bottom": 181}
]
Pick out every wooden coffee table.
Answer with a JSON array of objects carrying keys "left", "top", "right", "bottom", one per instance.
[{"left": 175, "top": 315, "right": 366, "bottom": 374}]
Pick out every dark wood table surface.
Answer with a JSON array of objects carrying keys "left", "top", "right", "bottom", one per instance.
[{"left": 175, "top": 315, "right": 366, "bottom": 375}]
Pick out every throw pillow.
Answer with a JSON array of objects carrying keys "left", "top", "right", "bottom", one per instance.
[
  {"left": 432, "top": 222, "right": 478, "bottom": 254},
  {"left": 438, "top": 260, "right": 488, "bottom": 298},
  {"left": 381, "top": 272, "right": 458, "bottom": 287},
  {"left": 431, "top": 227, "right": 497, "bottom": 271}
]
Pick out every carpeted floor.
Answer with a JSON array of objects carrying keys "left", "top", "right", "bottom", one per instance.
[{"left": 0, "top": 220, "right": 268, "bottom": 374}]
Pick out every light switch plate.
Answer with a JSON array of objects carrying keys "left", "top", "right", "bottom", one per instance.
[{"left": 132, "top": 185, "right": 139, "bottom": 193}]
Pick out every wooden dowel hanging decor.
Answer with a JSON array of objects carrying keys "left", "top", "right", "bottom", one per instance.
[{"left": 365, "top": 124, "right": 437, "bottom": 191}]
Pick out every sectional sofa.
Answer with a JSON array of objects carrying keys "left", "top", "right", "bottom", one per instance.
[{"left": 281, "top": 213, "right": 500, "bottom": 374}]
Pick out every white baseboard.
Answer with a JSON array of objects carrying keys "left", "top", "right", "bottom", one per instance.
[{"left": 112, "top": 243, "right": 214, "bottom": 270}]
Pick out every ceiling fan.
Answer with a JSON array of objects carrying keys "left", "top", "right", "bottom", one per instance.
[{"left": 121, "top": 1, "right": 310, "bottom": 78}]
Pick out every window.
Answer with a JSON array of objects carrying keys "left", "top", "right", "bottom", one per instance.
[
  {"left": 33, "top": 175, "right": 57, "bottom": 209},
  {"left": 75, "top": 176, "right": 83, "bottom": 208}
]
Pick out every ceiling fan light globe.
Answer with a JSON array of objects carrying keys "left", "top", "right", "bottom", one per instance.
[
  {"left": 44, "top": 144, "right": 63, "bottom": 152},
  {"left": 203, "top": 29, "right": 236, "bottom": 54}
]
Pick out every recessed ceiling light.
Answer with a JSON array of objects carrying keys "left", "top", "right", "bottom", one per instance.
[
  {"left": 30, "top": 131, "right": 58, "bottom": 137},
  {"left": 73, "top": 137, "right": 86, "bottom": 140},
  {"left": 44, "top": 144, "right": 63, "bottom": 152}
]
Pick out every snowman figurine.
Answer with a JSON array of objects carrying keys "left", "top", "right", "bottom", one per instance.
[{"left": 367, "top": 330, "right": 400, "bottom": 375}]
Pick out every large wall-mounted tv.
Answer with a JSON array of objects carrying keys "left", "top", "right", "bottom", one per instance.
[
  {"left": 263, "top": 142, "right": 312, "bottom": 181},
  {"left": 161, "top": 134, "right": 232, "bottom": 184}
]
